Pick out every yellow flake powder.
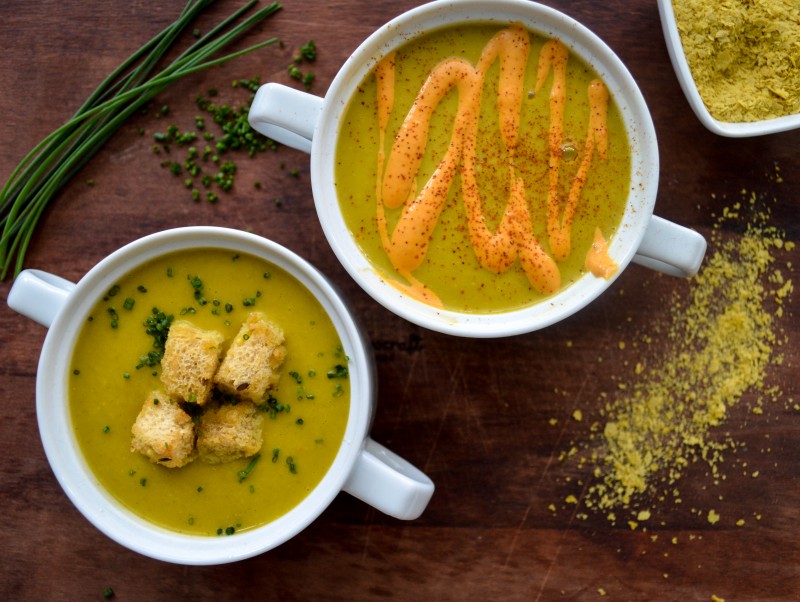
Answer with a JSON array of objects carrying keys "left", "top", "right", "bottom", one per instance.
[
  {"left": 707, "top": 509, "right": 721, "bottom": 524},
  {"left": 563, "top": 189, "right": 793, "bottom": 520},
  {"left": 673, "top": 0, "right": 800, "bottom": 122}
]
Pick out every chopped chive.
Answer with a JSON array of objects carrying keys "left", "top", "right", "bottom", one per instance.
[
  {"left": 327, "top": 364, "right": 349, "bottom": 379},
  {"left": 237, "top": 453, "right": 261, "bottom": 482},
  {"left": 0, "top": 2, "right": 281, "bottom": 287}
]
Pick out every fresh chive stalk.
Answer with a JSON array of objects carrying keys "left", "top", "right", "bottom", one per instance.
[
  {"left": 237, "top": 453, "right": 261, "bottom": 482},
  {"left": 0, "top": 0, "right": 281, "bottom": 279}
]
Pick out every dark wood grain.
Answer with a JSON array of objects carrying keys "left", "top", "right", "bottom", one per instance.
[{"left": 1, "top": 0, "right": 798, "bottom": 600}]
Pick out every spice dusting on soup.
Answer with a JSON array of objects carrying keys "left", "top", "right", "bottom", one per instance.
[
  {"left": 69, "top": 249, "right": 351, "bottom": 536},
  {"left": 336, "top": 22, "right": 631, "bottom": 312}
]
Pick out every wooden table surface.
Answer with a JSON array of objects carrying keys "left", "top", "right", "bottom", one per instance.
[{"left": 1, "top": 0, "right": 798, "bottom": 600}]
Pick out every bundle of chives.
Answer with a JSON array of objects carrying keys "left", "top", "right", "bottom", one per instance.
[{"left": 0, "top": 0, "right": 282, "bottom": 279}]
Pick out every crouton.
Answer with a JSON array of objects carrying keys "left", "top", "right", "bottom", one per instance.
[
  {"left": 160, "top": 320, "right": 225, "bottom": 406},
  {"left": 196, "top": 401, "right": 263, "bottom": 464},
  {"left": 130, "top": 390, "right": 196, "bottom": 468},
  {"left": 213, "top": 312, "right": 286, "bottom": 403}
]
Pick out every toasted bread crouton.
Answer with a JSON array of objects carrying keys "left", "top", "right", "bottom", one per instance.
[
  {"left": 213, "top": 312, "right": 286, "bottom": 403},
  {"left": 130, "top": 391, "right": 196, "bottom": 468},
  {"left": 196, "top": 401, "right": 263, "bottom": 464},
  {"left": 160, "top": 320, "right": 225, "bottom": 406}
]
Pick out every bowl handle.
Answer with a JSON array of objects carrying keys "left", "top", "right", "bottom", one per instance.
[
  {"left": 343, "top": 437, "right": 435, "bottom": 520},
  {"left": 7, "top": 269, "right": 76, "bottom": 328},
  {"left": 248, "top": 83, "right": 323, "bottom": 153},
  {"left": 632, "top": 215, "right": 707, "bottom": 277}
]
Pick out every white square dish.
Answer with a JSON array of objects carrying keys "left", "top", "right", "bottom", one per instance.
[{"left": 657, "top": 0, "right": 800, "bottom": 137}]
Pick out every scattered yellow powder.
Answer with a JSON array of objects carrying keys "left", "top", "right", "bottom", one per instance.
[
  {"left": 707, "top": 509, "right": 721, "bottom": 524},
  {"left": 587, "top": 228, "right": 782, "bottom": 509},
  {"left": 711, "top": 595, "right": 725, "bottom": 602},
  {"left": 572, "top": 409, "right": 583, "bottom": 422},
  {"left": 562, "top": 186, "right": 793, "bottom": 522},
  {"left": 673, "top": 0, "right": 800, "bottom": 122}
]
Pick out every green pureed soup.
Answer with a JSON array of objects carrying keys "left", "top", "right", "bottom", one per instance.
[
  {"left": 335, "top": 22, "right": 631, "bottom": 312},
  {"left": 69, "top": 249, "right": 350, "bottom": 536}
]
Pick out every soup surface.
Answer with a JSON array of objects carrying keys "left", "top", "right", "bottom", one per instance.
[
  {"left": 335, "top": 22, "right": 631, "bottom": 312},
  {"left": 69, "top": 249, "right": 351, "bottom": 535}
]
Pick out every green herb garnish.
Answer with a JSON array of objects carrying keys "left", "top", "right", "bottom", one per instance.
[
  {"left": 0, "top": 1, "right": 283, "bottom": 279},
  {"left": 290, "top": 40, "right": 317, "bottom": 89},
  {"left": 327, "top": 364, "right": 349, "bottom": 379},
  {"left": 257, "top": 394, "right": 287, "bottom": 418},
  {"left": 155, "top": 76, "right": 275, "bottom": 202},
  {"left": 188, "top": 274, "right": 207, "bottom": 304},
  {"left": 237, "top": 453, "right": 261, "bottom": 482},
  {"left": 136, "top": 307, "right": 173, "bottom": 369},
  {"left": 299, "top": 40, "right": 316, "bottom": 61},
  {"left": 107, "top": 307, "right": 119, "bottom": 329}
]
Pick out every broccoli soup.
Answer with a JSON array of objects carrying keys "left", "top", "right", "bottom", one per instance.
[
  {"left": 69, "top": 249, "right": 351, "bottom": 536},
  {"left": 335, "top": 22, "right": 631, "bottom": 312}
]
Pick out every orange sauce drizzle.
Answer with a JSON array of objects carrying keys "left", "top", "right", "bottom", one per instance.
[
  {"left": 585, "top": 227, "right": 618, "bottom": 279},
  {"left": 373, "top": 23, "right": 611, "bottom": 308}
]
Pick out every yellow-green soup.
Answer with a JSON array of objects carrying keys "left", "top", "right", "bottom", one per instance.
[
  {"left": 69, "top": 249, "right": 350, "bottom": 535},
  {"left": 335, "top": 22, "right": 631, "bottom": 312}
]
